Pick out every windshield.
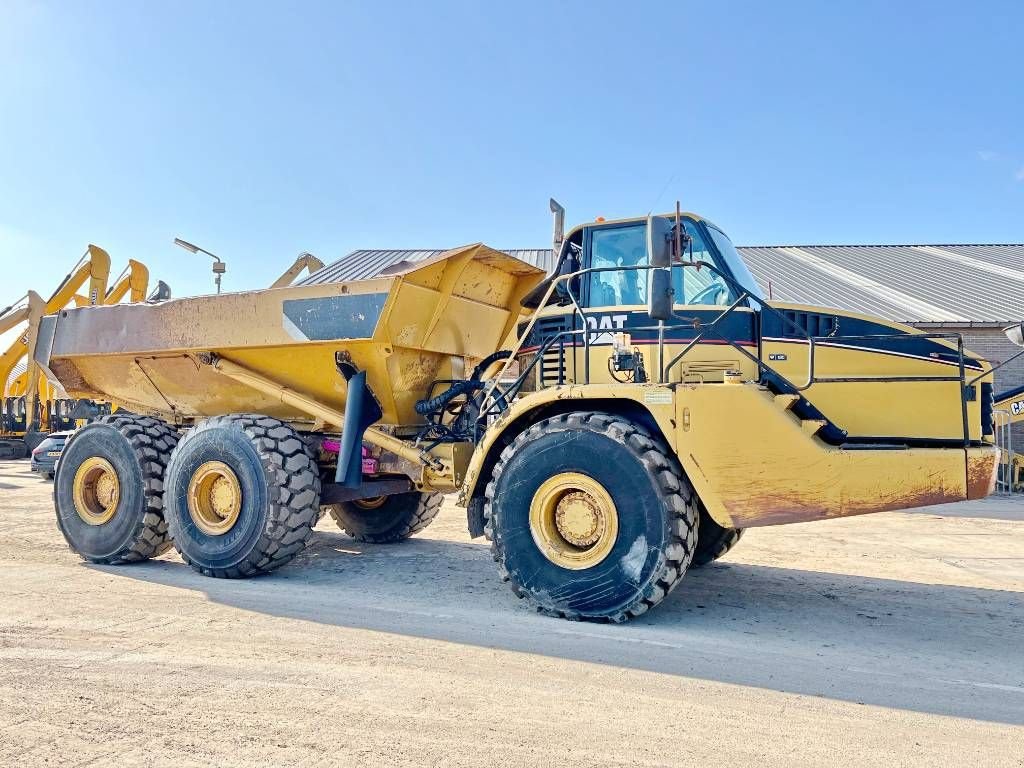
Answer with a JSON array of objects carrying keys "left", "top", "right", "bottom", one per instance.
[
  {"left": 705, "top": 224, "right": 763, "bottom": 299},
  {"left": 673, "top": 220, "right": 736, "bottom": 306}
]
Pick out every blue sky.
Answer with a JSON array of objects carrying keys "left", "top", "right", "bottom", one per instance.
[{"left": 1, "top": 1, "right": 1022, "bottom": 300}]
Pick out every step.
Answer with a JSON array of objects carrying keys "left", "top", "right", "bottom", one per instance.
[
  {"left": 801, "top": 419, "right": 829, "bottom": 436},
  {"left": 773, "top": 394, "right": 801, "bottom": 411}
]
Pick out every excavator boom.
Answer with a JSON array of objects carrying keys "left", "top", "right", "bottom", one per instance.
[
  {"left": 104, "top": 259, "right": 150, "bottom": 304},
  {"left": 270, "top": 252, "right": 325, "bottom": 289},
  {"left": 1, "top": 246, "right": 112, "bottom": 396},
  {"left": 49, "top": 245, "right": 111, "bottom": 309}
]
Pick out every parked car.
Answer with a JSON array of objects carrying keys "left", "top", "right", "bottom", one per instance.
[{"left": 30, "top": 431, "right": 72, "bottom": 480}]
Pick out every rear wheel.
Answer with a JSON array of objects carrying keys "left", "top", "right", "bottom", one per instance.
[
  {"left": 485, "top": 412, "right": 698, "bottom": 622},
  {"left": 325, "top": 491, "right": 443, "bottom": 543},
  {"left": 691, "top": 512, "right": 744, "bottom": 567},
  {"left": 53, "top": 414, "right": 177, "bottom": 564},
  {"left": 164, "top": 414, "right": 320, "bottom": 578}
]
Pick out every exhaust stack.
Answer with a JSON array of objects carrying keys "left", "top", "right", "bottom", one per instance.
[{"left": 549, "top": 198, "right": 565, "bottom": 260}]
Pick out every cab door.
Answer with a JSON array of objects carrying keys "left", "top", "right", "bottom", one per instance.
[{"left": 580, "top": 218, "right": 759, "bottom": 384}]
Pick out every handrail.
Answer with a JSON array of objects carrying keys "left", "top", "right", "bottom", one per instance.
[{"left": 478, "top": 259, "right": 985, "bottom": 448}]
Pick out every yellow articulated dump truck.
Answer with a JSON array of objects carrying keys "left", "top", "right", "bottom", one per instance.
[
  {"left": 33, "top": 203, "right": 1012, "bottom": 621},
  {"left": 994, "top": 379, "right": 1024, "bottom": 491}
]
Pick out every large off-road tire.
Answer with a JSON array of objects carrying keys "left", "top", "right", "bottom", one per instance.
[
  {"left": 691, "top": 511, "right": 744, "bottom": 567},
  {"left": 164, "top": 414, "right": 320, "bottom": 578},
  {"left": 53, "top": 414, "right": 178, "bottom": 564},
  {"left": 484, "top": 412, "right": 699, "bottom": 622},
  {"left": 325, "top": 491, "right": 443, "bottom": 543}
]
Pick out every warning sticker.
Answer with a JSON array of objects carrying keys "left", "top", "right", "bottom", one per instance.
[{"left": 643, "top": 389, "right": 673, "bottom": 405}]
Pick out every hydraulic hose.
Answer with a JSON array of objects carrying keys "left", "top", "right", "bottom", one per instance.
[
  {"left": 414, "top": 379, "right": 481, "bottom": 415},
  {"left": 414, "top": 350, "right": 514, "bottom": 416},
  {"left": 471, "top": 349, "right": 513, "bottom": 381}
]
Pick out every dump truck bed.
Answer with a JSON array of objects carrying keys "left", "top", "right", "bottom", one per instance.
[{"left": 34, "top": 244, "right": 545, "bottom": 427}]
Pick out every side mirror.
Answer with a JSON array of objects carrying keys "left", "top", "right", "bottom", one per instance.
[
  {"left": 648, "top": 268, "right": 674, "bottom": 321},
  {"left": 1006, "top": 321, "right": 1024, "bottom": 347},
  {"left": 553, "top": 248, "right": 579, "bottom": 304},
  {"left": 647, "top": 216, "right": 674, "bottom": 268}
]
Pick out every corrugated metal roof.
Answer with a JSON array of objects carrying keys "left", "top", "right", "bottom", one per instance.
[
  {"left": 301, "top": 249, "right": 557, "bottom": 286},
  {"left": 301, "top": 243, "right": 1024, "bottom": 324}
]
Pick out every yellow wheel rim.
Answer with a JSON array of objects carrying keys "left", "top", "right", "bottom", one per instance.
[
  {"left": 529, "top": 472, "right": 619, "bottom": 570},
  {"left": 353, "top": 495, "right": 387, "bottom": 510},
  {"left": 72, "top": 457, "right": 121, "bottom": 526},
  {"left": 187, "top": 461, "right": 242, "bottom": 536}
]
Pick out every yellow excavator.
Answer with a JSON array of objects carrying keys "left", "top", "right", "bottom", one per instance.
[
  {"left": 0, "top": 249, "right": 158, "bottom": 458},
  {"left": 0, "top": 291, "right": 48, "bottom": 458},
  {"left": 269, "top": 252, "right": 324, "bottom": 288}
]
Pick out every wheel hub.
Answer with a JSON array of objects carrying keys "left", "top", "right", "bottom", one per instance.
[
  {"left": 554, "top": 491, "right": 604, "bottom": 547},
  {"left": 188, "top": 461, "right": 242, "bottom": 536},
  {"left": 72, "top": 456, "right": 120, "bottom": 526},
  {"left": 529, "top": 472, "right": 619, "bottom": 570}
]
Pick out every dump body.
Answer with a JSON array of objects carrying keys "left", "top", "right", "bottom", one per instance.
[{"left": 35, "top": 244, "right": 545, "bottom": 428}]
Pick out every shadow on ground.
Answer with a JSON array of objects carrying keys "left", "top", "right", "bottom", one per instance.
[{"left": 103, "top": 527, "right": 1024, "bottom": 725}]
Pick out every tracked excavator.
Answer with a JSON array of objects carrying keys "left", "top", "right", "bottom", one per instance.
[
  {"left": 34, "top": 202, "right": 1014, "bottom": 621},
  {"left": 1, "top": 251, "right": 159, "bottom": 458}
]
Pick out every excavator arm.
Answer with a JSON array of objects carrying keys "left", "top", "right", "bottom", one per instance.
[
  {"left": 0, "top": 301, "right": 31, "bottom": 337},
  {"left": 269, "top": 252, "right": 325, "bottom": 288},
  {"left": 20, "top": 292, "right": 45, "bottom": 433},
  {"left": 1, "top": 246, "right": 113, "bottom": 396},
  {"left": 49, "top": 245, "right": 111, "bottom": 309},
  {"left": 104, "top": 259, "right": 150, "bottom": 304}
]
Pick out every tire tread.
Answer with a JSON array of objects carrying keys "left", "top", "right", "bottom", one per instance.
[
  {"left": 56, "top": 413, "right": 178, "bottom": 564},
  {"left": 483, "top": 411, "right": 699, "bottom": 622},
  {"left": 167, "top": 414, "right": 320, "bottom": 578}
]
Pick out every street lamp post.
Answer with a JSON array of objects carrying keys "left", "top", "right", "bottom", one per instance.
[{"left": 173, "top": 238, "right": 226, "bottom": 294}]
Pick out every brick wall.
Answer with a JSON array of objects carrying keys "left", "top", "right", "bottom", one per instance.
[{"left": 931, "top": 327, "right": 1024, "bottom": 447}]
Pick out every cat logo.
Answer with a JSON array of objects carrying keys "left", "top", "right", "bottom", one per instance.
[{"left": 586, "top": 313, "right": 628, "bottom": 344}]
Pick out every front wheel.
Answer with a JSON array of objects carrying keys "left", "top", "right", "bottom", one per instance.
[
  {"left": 324, "top": 491, "right": 443, "bottom": 543},
  {"left": 485, "top": 412, "right": 698, "bottom": 622}
]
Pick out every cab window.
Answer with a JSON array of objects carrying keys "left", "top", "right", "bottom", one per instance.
[{"left": 587, "top": 224, "right": 648, "bottom": 307}]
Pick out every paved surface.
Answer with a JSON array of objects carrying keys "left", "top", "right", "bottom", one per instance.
[{"left": 1, "top": 459, "right": 1022, "bottom": 767}]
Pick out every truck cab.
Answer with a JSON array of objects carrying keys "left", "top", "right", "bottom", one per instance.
[{"left": 514, "top": 208, "right": 992, "bottom": 447}]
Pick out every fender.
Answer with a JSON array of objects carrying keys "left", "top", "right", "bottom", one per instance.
[{"left": 457, "top": 382, "right": 737, "bottom": 529}]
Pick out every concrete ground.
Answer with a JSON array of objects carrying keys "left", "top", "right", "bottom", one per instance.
[{"left": 0, "top": 459, "right": 1022, "bottom": 767}]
